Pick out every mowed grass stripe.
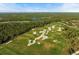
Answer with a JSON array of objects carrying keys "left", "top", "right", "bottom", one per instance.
[{"left": 0, "top": 46, "right": 17, "bottom": 55}]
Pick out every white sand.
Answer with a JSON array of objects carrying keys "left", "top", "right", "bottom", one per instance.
[
  {"left": 33, "top": 31, "right": 37, "bottom": 35},
  {"left": 27, "top": 40, "right": 32, "bottom": 46},
  {"left": 35, "top": 29, "right": 46, "bottom": 40},
  {"left": 57, "top": 27, "right": 62, "bottom": 31},
  {"left": 46, "top": 30, "right": 49, "bottom": 35},
  {"left": 39, "top": 31, "right": 43, "bottom": 33},
  {"left": 72, "top": 51, "right": 79, "bottom": 55},
  {"left": 27, "top": 28, "right": 48, "bottom": 46},
  {"left": 27, "top": 44, "right": 31, "bottom": 46},
  {"left": 29, "top": 40, "right": 32, "bottom": 42},
  {"left": 52, "top": 25, "right": 55, "bottom": 29},
  {"left": 27, "top": 39, "right": 37, "bottom": 46},
  {"left": 43, "top": 29, "right": 46, "bottom": 32},
  {"left": 53, "top": 40, "right": 57, "bottom": 43},
  {"left": 27, "top": 25, "right": 57, "bottom": 46},
  {"left": 32, "top": 29, "right": 35, "bottom": 30},
  {"left": 32, "top": 40, "right": 36, "bottom": 44},
  {"left": 42, "top": 36, "right": 48, "bottom": 40},
  {"left": 48, "top": 27, "right": 51, "bottom": 31},
  {"left": 6, "top": 40, "right": 12, "bottom": 44},
  {"left": 37, "top": 42, "right": 40, "bottom": 44}
]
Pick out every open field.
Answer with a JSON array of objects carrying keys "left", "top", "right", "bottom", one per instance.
[{"left": 0, "top": 13, "right": 79, "bottom": 55}]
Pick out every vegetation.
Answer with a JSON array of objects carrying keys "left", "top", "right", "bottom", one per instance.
[{"left": 0, "top": 13, "right": 79, "bottom": 55}]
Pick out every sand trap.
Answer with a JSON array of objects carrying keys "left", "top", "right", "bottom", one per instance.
[
  {"left": 32, "top": 29, "right": 35, "bottom": 30},
  {"left": 27, "top": 25, "right": 57, "bottom": 46},
  {"left": 57, "top": 27, "right": 62, "bottom": 31},
  {"left": 37, "top": 42, "right": 40, "bottom": 44},
  {"left": 46, "top": 30, "right": 49, "bottom": 35},
  {"left": 33, "top": 31, "right": 37, "bottom": 35},
  {"left": 27, "top": 44, "right": 31, "bottom": 46},
  {"left": 27, "top": 40, "right": 32, "bottom": 46},
  {"left": 27, "top": 40, "right": 36, "bottom": 46},
  {"left": 35, "top": 29, "right": 46, "bottom": 40},
  {"left": 27, "top": 39, "right": 38, "bottom": 46},
  {"left": 72, "top": 51, "right": 79, "bottom": 55},
  {"left": 27, "top": 28, "right": 48, "bottom": 46},
  {"left": 53, "top": 40, "right": 57, "bottom": 43},
  {"left": 42, "top": 36, "right": 48, "bottom": 40},
  {"left": 52, "top": 25, "right": 55, "bottom": 29},
  {"left": 32, "top": 40, "right": 36, "bottom": 44},
  {"left": 43, "top": 29, "right": 46, "bottom": 32},
  {"left": 6, "top": 40, "right": 12, "bottom": 44},
  {"left": 48, "top": 27, "right": 51, "bottom": 31},
  {"left": 39, "top": 31, "right": 43, "bottom": 33}
]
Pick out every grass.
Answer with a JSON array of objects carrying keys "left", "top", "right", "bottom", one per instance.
[{"left": 0, "top": 21, "right": 79, "bottom": 55}]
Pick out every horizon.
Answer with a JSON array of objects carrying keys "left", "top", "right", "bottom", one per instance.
[
  {"left": 0, "top": 3, "right": 79, "bottom": 12},
  {"left": 1, "top": 12, "right": 79, "bottom": 13}
]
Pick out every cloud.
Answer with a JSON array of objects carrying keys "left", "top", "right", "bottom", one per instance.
[
  {"left": 0, "top": 3, "right": 49, "bottom": 12},
  {"left": 60, "top": 3, "right": 79, "bottom": 12},
  {"left": 0, "top": 3, "right": 62, "bottom": 12},
  {"left": 0, "top": 3, "right": 79, "bottom": 12},
  {"left": 0, "top": 3, "right": 18, "bottom": 12}
]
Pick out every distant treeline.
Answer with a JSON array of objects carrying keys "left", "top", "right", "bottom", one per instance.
[{"left": 0, "top": 13, "right": 79, "bottom": 22}]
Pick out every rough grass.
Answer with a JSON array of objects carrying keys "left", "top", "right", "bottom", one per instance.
[{"left": 0, "top": 21, "right": 79, "bottom": 55}]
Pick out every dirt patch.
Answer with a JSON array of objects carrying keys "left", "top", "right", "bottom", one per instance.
[{"left": 44, "top": 42, "right": 54, "bottom": 50}]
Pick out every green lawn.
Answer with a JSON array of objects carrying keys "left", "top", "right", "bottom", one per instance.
[{"left": 0, "top": 21, "right": 78, "bottom": 55}]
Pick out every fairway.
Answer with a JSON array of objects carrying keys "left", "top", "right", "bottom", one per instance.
[
  {"left": 0, "top": 13, "right": 79, "bottom": 55},
  {"left": 0, "top": 20, "right": 79, "bottom": 55}
]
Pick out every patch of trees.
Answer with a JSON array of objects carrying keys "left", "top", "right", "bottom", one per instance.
[
  {"left": 0, "top": 22, "right": 32, "bottom": 44},
  {"left": 0, "top": 17, "right": 56, "bottom": 44},
  {"left": 63, "top": 25, "right": 79, "bottom": 54}
]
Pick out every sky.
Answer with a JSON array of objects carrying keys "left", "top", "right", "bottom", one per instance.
[{"left": 0, "top": 3, "right": 79, "bottom": 12}]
